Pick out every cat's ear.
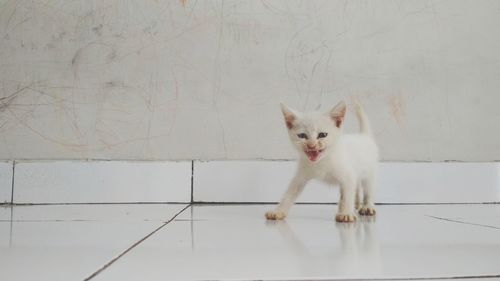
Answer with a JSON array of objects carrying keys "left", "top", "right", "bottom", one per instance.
[
  {"left": 280, "top": 103, "right": 299, "bottom": 130},
  {"left": 329, "top": 101, "right": 346, "bottom": 128}
]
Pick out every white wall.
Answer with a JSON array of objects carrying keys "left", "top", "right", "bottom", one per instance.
[{"left": 0, "top": 0, "right": 499, "bottom": 161}]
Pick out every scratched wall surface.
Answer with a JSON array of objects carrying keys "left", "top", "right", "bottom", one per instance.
[{"left": 0, "top": 1, "right": 499, "bottom": 161}]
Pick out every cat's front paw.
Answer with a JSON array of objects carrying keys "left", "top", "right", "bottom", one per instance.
[
  {"left": 265, "top": 211, "right": 286, "bottom": 220},
  {"left": 335, "top": 213, "right": 357, "bottom": 223},
  {"left": 359, "top": 207, "right": 376, "bottom": 216}
]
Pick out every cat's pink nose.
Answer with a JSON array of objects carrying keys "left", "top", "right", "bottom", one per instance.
[{"left": 307, "top": 144, "right": 316, "bottom": 149}]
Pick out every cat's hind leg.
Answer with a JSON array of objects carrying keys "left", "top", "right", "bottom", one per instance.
[
  {"left": 355, "top": 185, "right": 362, "bottom": 210},
  {"left": 358, "top": 175, "right": 376, "bottom": 216}
]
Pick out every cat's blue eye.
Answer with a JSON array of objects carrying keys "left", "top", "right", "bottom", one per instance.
[
  {"left": 297, "top": 133, "right": 308, "bottom": 139},
  {"left": 318, "top": 132, "right": 328, "bottom": 139}
]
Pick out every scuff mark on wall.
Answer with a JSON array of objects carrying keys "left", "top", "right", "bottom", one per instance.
[
  {"left": 71, "top": 47, "right": 84, "bottom": 79},
  {"left": 0, "top": 86, "right": 29, "bottom": 112},
  {"left": 211, "top": 0, "right": 228, "bottom": 157},
  {"left": 70, "top": 42, "right": 117, "bottom": 80},
  {"left": 180, "top": 0, "right": 188, "bottom": 8},
  {"left": 92, "top": 24, "right": 103, "bottom": 36},
  {"left": 388, "top": 94, "right": 406, "bottom": 127}
]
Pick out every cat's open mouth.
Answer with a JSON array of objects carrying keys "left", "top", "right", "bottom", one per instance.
[{"left": 305, "top": 149, "right": 324, "bottom": 162}]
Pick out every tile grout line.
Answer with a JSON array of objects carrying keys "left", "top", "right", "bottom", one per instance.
[
  {"left": 1, "top": 202, "right": 499, "bottom": 207},
  {"left": 426, "top": 215, "right": 500, "bottom": 230},
  {"left": 259, "top": 274, "right": 500, "bottom": 281},
  {"left": 10, "top": 160, "right": 15, "bottom": 204},
  {"left": 188, "top": 202, "right": 500, "bottom": 205},
  {"left": 9, "top": 203, "right": 13, "bottom": 247},
  {"left": 2, "top": 202, "right": 189, "bottom": 206},
  {"left": 84, "top": 204, "right": 192, "bottom": 280},
  {"left": 190, "top": 160, "right": 194, "bottom": 203}
]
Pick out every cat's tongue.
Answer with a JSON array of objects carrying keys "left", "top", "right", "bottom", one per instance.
[{"left": 306, "top": 150, "right": 320, "bottom": 162}]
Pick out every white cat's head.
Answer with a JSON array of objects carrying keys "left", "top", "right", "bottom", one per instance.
[{"left": 280, "top": 101, "right": 346, "bottom": 163}]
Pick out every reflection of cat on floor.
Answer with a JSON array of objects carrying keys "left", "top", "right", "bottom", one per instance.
[
  {"left": 266, "top": 218, "right": 382, "bottom": 276},
  {"left": 266, "top": 101, "right": 379, "bottom": 222},
  {"left": 336, "top": 217, "right": 382, "bottom": 274}
]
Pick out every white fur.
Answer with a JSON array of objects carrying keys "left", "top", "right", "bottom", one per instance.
[{"left": 265, "top": 101, "right": 378, "bottom": 222}]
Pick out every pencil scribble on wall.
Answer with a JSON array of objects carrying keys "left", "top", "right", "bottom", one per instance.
[{"left": 0, "top": 0, "right": 498, "bottom": 161}]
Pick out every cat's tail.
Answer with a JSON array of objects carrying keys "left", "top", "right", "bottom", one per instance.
[{"left": 353, "top": 100, "right": 372, "bottom": 136}]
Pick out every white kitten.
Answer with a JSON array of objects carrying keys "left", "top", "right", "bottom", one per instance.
[{"left": 265, "top": 101, "right": 378, "bottom": 222}]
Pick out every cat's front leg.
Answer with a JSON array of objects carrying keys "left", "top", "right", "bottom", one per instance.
[
  {"left": 265, "top": 174, "right": 308, "bottom": 220},
  {"left": 336, "top": 180, "right": 357, "bottom": 223}
]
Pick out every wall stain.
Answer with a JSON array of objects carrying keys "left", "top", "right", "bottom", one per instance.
[
  {"left": 388, "top": 94, "right": 405, "bottom": 127},
  {"left": 92, "top": 24, "right": 103, "bottom": 36}
]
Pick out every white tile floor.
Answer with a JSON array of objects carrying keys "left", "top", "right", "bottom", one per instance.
[
  {"left": 1, "top": 204, "right": 500, "bottom": 281},
  {"left": 0, "top": 204, "right": 188, "bottom": 281}
]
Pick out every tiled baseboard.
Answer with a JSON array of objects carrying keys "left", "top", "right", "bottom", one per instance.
[
  {"left": 0, "top": 160, "right": 498, "bottom": 204},
  {"left": 12, "top": 161, "right": 192, "bottom": 204},
  {"left": 194, "top": 161, "right": 500, "bottom": 204},
  {"left": 0, "top": 162, "right": 13, "bottom": 203},
  {"left": 193, "top": 161, "right": 335, "bottom": 203}
]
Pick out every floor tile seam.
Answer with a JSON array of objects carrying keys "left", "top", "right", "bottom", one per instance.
[
  {"left": 231, "top": 274, "right": 500, "bottom": 281},
  {"left": 190, "top": 202, "right": 500, "bottom": 205},
  {"left": 83, "top": 203, "right": 192, "bottom": 280},
  {"left": 425, "top": 215, "right": 500, "bottom": 230},
  {"left": 0, "top": 202, "right": 190, "bottom": 206},
  {"left": 0, "top": 219, "right": 169, "bottom": 222},
  {"left": 1, "top": 202, "right": 499, "bottom": 207}
]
